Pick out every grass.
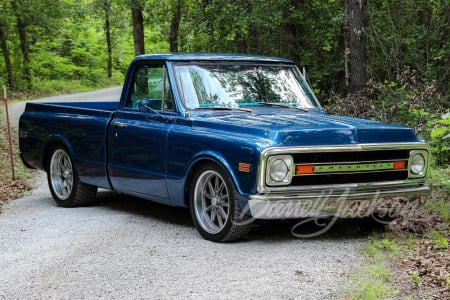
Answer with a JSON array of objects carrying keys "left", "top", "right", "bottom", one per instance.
[
  {"left": 410, "top": 272, "right": 421, "bottom": 288},
  {"left": 341, "top": 234, "right": 400, "bottom": 300},
  {"left": 424, "top": 167, "right": 450, "bottom": 252},
  {"left": 340, "top": 166, "right": 450, "bottom": 299},
  {"left": 431, "top": 230, "right": 449, "bottom": 249},
  {"left": 363, "top": 235, "right": 400, "bottom": 258}
]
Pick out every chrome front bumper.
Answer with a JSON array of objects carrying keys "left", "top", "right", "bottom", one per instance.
[{"left": 247, "top": 183, "right": 430, "bottom": 219}]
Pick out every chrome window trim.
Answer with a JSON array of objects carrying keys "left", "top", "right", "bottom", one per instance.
[{"left": 257, "top": 142, "right": 430, "bottom": 193}]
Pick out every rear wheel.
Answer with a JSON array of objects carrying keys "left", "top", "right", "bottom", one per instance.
[
  {"left": 47, "top": 145, "right": 97, "bottom": 207},
  {"left": 189, "top": 163, "right": 253, "bottom": 242}
]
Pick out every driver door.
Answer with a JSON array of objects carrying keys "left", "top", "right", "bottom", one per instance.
[{"left": 108, "top": 62, "right": 175, "bottom": 202}]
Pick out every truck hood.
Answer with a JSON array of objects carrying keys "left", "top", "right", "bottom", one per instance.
[{"left": 190, "top": 110, "right": 421, "bottom": 146}]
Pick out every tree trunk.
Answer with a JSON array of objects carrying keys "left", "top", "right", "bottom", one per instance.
[
  {"left": 344, "top": 0, "right": 366, "bottom": 96},
  {"left": 131, "top": 1, "right": 145, "bottom": 56},
  {"left": 282, "top": 0, "right": 303, "bottom": 64},
  {"left": 169, "top": 0, "right": 182, "bottom": 52},
  {"left": 0, "top": 24, "right": 15, "bottom": 89},
  {"left": 11, "top": 0, "right": 32, "bottom": 89},
  {"left": 104, "top": 0, "right": 112, "bottom": 79},
  {"left": 235, "top": 31, "right": 247, "bottom": 53}
]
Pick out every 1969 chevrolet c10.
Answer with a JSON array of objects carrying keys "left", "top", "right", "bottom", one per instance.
[{"left": 19, "top": 53, "right": 430, "bottom": 242}]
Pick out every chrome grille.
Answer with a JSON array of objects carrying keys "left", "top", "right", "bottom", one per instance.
[{"left": 291, "top": 150, "right": 410, "bottom": 186}]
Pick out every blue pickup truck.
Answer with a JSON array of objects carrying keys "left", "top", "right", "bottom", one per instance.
[{"left": 19, "top": 53, "right": 430, "bottom": 242}]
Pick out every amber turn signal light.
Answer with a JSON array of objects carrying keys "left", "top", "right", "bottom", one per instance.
[
  {"left": 296, "top": 165, "right": 315, "bottom": 175},
  {"left": 393, "top": 161, "right": 407, "bottom": 170}
]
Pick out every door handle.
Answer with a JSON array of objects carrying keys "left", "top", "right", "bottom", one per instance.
[{"left": 112, "top": 121, "right": 128, "bottom": 128}]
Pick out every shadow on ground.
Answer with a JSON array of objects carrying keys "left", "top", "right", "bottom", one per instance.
[{"left": 85, "top": 189, "right": 385, "bottom": 243}]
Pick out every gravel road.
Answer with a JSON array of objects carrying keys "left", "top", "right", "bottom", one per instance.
[{"left": 0, "top": 88, "right": 364, "bottom": 299}]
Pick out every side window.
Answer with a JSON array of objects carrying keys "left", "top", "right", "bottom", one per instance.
[{"left": 126, "top": 65, "right": 175, "bottom": 111}]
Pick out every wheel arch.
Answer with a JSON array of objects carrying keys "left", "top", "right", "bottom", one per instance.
[
  {"left": 183, "top": 152, "right": 243, "bottom": 207},
  {"left": 41, "top": 135, "right": 75, "bottom": 172}
]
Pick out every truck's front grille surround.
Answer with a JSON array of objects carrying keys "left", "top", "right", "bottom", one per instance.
[{"left": 258, "top": 143, "right": 430, "bottom": 194}]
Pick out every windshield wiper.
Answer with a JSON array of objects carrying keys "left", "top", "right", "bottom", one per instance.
[
  {"left": 194, "top": 106, "right": 252, "bottom": 113},
  {"left": 257, "top": 102, "right": 309, "bottom": 112}
]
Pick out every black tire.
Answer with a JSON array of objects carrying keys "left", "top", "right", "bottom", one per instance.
[
  {"left": 47, "top": 145, "right": 97, "bottom": 207},
  {"left": 189, "top": 163, "right": 253, "bottom": 242}
]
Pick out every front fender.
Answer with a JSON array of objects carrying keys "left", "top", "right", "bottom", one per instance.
[
  {"left": 166, "top": 150, "right": 255, "bottom": 208},
  {"left": 186, "top": 150, "right": 243, "bottom": 194}
]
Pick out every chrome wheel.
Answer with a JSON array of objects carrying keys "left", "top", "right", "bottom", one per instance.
[
  {"left": 49, "top": 149, "right": 73, "bottom": 200},
  {"left": 193, "top": 170, "right": 231, "bottom": 234}
]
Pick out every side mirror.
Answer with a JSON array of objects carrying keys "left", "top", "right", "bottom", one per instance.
[
  {"left": 137, "top": 99, "right": 167, "bottom": 121},
  {"left": 137, "top": 99, "right": 152, "bottom": 112}
]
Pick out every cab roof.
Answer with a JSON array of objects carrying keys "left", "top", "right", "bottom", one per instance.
[{"left": 132, "top": 53, "right": 294, "bottom": 63}]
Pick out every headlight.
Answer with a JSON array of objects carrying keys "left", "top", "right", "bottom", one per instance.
[
  {"left": 409, "top": 150, "right": 428, "bottom": 178},
  {"left": 266, "top": 155, "right": 293, "bottom": 186}
]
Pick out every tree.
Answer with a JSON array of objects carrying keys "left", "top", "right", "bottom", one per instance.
[
  {"left": 11, "top": 0, "right": 32, "bottom": 89},
  {"left": 102, "top": 0, "right": 113, "bottom": 78},
  {"left": 344, "top": 0, "right": 367, "bottom": 98},
  {"left": 131, "top": 0, "right": 145, "bottom": 56},
  {"left": 0, "top": 2, "right": 14, "bottom": 89},
  {"left": 281, "top": 0, "right": 304, "bottom": 63},
  {"left": 169, "top": 0, "right": 182, "bottom": 52}
]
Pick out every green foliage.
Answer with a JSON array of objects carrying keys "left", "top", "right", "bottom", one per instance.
[
  {"left": 410, "top": 272, "right": 421, "bottom": 288},
  {"left": 424, "top": 167, "right": 450, "bottom": 232},
  {"left": 0, "top": 0, "right": 132, "bottom": 94},
  {"left": 31, "top": 79, "right": 90, "bottom": 95},
  {"left": 342, "top": 233, "right": 400, "bottom": 299},
  {"left": 351, "top": 273, "right": 398, "bottom": 300},
  {"left": 431, "top": 231, "right": 449, "bottom": 249},
  {"left": 424, "top": 198, "right": 450, "bottom": 223},
  {"left": 366, "top": 0, "right": 450, "bottom": 95},
  {"left": 429, "top": 166, "right": 450, "bottom": 189},
  {"left": 429, "top": 113, "right": 450, "bottom": 166},
  {"left": 364, "top": 234, "right": 400, "bottom": 259},
  {"left": 343, "top": 263, "right": 399, "bottom": 300}
]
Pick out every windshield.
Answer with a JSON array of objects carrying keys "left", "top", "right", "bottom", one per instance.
[{"left": 172, "top": 63, "right": 320, "bottom": 110}]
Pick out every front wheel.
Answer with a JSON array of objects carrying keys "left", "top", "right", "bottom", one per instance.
[
  {"left": 47, "top": 145, "right": 97, "bottom": 207},
  {"left": 189, "top": 163, "right": 253, "bottom": 242}
]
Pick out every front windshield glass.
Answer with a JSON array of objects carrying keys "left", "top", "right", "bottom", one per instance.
[{"left": 172, "top": 63, "right": 320, "bottom": 110}]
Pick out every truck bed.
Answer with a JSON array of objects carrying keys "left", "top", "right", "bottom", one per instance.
[{"left": 19, "top": 101, "right": 118, "bottom": 189}]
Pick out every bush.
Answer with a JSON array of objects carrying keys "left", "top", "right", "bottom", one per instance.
[
  {"left": 429, "top": 113, "right": 450, "bottom": 166},
  {"left": 30, "top": 79, "right": 89, "bottom": 96}
]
